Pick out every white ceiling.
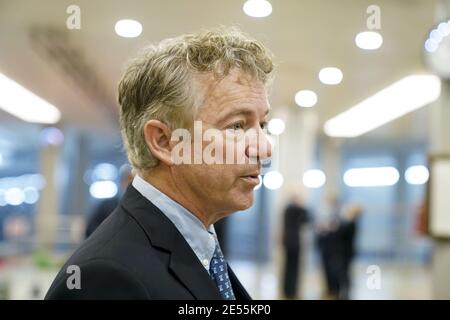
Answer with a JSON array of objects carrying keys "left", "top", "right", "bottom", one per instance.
[{"left": 0, "top": 0, "right": 441, "bottom": 141}]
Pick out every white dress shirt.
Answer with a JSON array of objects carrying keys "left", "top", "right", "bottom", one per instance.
[{"left": 132, "top": 175, "right": 217, "bottom": 271}]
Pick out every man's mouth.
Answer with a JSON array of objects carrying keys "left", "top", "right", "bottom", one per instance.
[{"left": 240, "top": 174, "right": 260, "bottom": 185}]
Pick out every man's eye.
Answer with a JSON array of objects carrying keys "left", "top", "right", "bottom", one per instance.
[
  {"left": 228, "top": 122, "right": 244, "bottom": 131},
  {"left": 260, "top": 121, "right": 269, "bottom": 133},
  {"left": 260, "top": 122, "right": 268, "bottom": 130}
]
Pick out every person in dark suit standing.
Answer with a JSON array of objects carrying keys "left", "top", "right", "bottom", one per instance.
[
  {"left": 316, "top": 201, "right": 361, "bottom": 300},
  {"left": 316, "top": 195, "right": 341, "bottom": 299},
  {"left": 281, "top": 193, "right": 309, "bottom": 299},
  {"left": 45, "top": 27, "right": 274, "bottom": 300},
  {"left": 337, "top": 204, "right": 361, "bottom": 300}
]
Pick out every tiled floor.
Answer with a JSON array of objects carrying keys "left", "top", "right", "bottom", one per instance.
[
  {"left": 0, "top": 257, "right": 433, "bottom": 300},
  {"left": 229, "top": 259, "right": 432, "bottom": 300}
]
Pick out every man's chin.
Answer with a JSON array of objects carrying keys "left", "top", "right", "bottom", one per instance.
[{"left": 233, "top": 192, "right": 254, "bottom": 211}]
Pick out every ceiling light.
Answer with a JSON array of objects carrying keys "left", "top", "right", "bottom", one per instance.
[
  {"left": 424, "top": 21, "right": 450, "bottom": 54},
  {"left": 405, "top": 165, "right": 429, "bottom": 185},
  {"left": 424, "top": 38, "right": 439, "bottom": 53},
  {"left": 437, "top": 22, "right": 450, "bottom": 37},
  {"left": 243, "top": 0, "right": 272, "bottom": 18},
  {"left": 115, "top": 19, "right": 143, "bottom": 38},
  {"left": 295, "top": 90, "right": 317, "bottom": 108},
  {"left": 319, "top": 67, "right": 343, "bottom": 85},
  {"left": 268, "top": 118, "right": 285, "bottom": 135},
  {"left": 263, "top": 171, "right": 283, "bottom": 190},
  {"left": 324, "top": 74, "right": 441, "bottom": 137},
  {"left": 5, "top": 187, "right": 25, "bottom": 206},
  {"left": 302, "top": 169, "right": 326, "bottom": 188},
  {"left": 0, "top": 73, "right": 61, "bottom": 124},
  {"left": 89, "top": 181, "right": 118, "bottom": 199},
  {"left": 355, "top": 31, "right": 383, "bottom": 50},
  {"left": 423, "top": 21, "right": 450, "bottom": 78},
  {"left": 40, "top": 127, "right": 64, "bottom": 146},
  {"left": 23, "top": 187, "right": 39, "bottom": 204},
  {"left": 344, "top": 167, "right": 399, "bottom": 187},
  {"left": 93, "top": 163, "right": 118, "bottom": 181},
  {"left": 430, "top": 29, "right": 443, "bottom": 43},
  {"left": 0, "top": 189, "right": 6, "bottom": 206}
]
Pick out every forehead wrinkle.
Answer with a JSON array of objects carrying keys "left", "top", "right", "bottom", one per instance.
[
  {"left": 196, "top": 69, "right": 269, "bottom": 122},
  {"left": 214, "top": 84, "right": 267, "bottom": 118}
]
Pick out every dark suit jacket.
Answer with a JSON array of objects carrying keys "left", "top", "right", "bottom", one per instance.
[
  {"left": 282, "top": 203, "right": 309, "bottom": 249},
  {"left": 85, "top": 197, "right": 118, "bottom": 238},
  {"left": 45, "top": 185, "right": 251, "bottom": 300}
]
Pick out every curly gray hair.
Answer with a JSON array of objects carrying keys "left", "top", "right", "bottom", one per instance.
[{"left": 118, "top": 26, "right": 274, "bottom": 173}]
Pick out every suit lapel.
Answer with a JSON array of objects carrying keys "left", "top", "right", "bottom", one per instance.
[
  {"left": 120, "top": 185, "right": 222, "bottom": 300},
  {"left": 168, "top": 247, "right": 222, "bottom": 300}
]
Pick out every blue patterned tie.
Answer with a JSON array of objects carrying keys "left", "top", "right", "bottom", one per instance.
[{"left": 209, "top": 244, "right": 236, "bottom": 300}]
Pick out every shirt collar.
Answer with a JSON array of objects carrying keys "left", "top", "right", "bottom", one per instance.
[{"left": 132, "top": 175, "right": 216, "bottom": 270}]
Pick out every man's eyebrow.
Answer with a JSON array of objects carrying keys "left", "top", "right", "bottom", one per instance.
[{"left": 219, "top": 107, "right": 270, "bottom": 120}]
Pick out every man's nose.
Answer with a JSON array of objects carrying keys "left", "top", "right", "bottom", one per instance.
[{"left": 245, "top": 128, "right": 273, "bottom": 161}]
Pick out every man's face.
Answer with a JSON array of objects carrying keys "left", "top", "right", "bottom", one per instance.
[{"left": 170, "top": 69, "right": 272, "bottom": 217}]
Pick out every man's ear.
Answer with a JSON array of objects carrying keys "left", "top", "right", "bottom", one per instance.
[{"left": 143, "top": 120, "right": 174, "bottom": 166}]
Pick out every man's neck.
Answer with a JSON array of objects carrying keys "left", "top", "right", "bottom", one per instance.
[{"left": 141, "top": 167, "right": 218, "bottom": 228}]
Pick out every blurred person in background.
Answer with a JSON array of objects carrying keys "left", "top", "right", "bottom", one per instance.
[
  {"left": 337, "top": 203, "right": 362, "bottom": 300},
  {"left": 316, "top": 195, "right": 341, "bottom": 299},
  {"left": 281, "top": 191, "right": 310, "bottom": 299},
  {"left": 85, "top": 165, "right": 133, "bottom": 238},
  {"left": 45, "top": 27, "right": 274, "bottom": 300},
  {"left": 316, "top": 197, "right": 362, "bottom": 300}
]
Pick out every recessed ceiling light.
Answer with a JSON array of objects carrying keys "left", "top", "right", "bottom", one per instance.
[
  {"left": 5, "top": 188, "right": 25, "bottom": 206},
  {"left": 243, "top": 0, "right": 272, "bottom": 18},
  {"left": 295, "top": 90, "right": 317, "bottom": 108},
  {"left": 263, "top": 171, "right": 283, "bottom": 190},
  {"left": 424, "top": 38, "right": 439, "bottom": 53},
  {"left": 355, "top": 31, "right": 383, "bottom": 50},
  {"left": 437, "top": 21, "right": 450, "bottom": 37},
  {"left": 405, "top": 165, "right": 429, "bottom": 185},
  {"left": 23, "top": 187, "right": 39, "bottom": 205},
  {"left": 423, "top": 20, "right": 450, "bottom": 76},
  {"left": 115, "top": 19, "right": 143, "bottom": 38},
  {"left": 89, "top": 181, "right": 118, "bottom": 199},
  {"left": 268, "top": 118, "right": 285, "bottom": 135},
  {"left": 303, "top": 170, "right": 326, "bottom": 188},
  {"left": 319, "top": 67, "right": 343, "bottom": 85},
  {"left": 40, "top": 127, "right": 64, "bottom": 146},
  {"left": 430, "top": 29, "right": 443, "bottom": 43}
]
